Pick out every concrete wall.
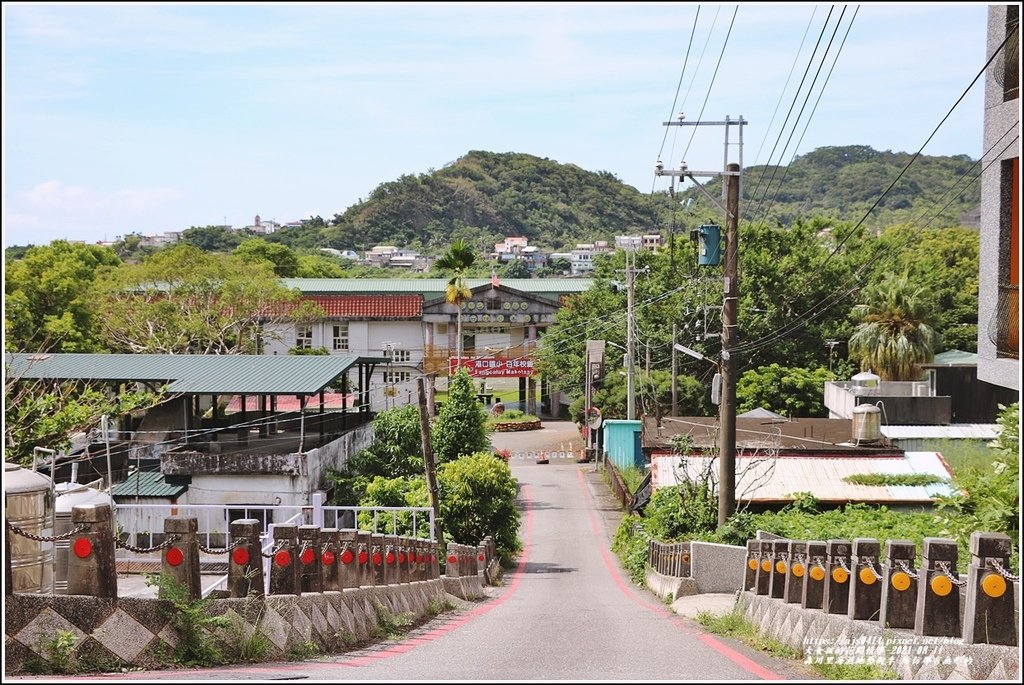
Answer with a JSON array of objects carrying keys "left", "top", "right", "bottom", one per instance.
[
  {"left": 690, "top": 541, "right": 746, "bottom": 594},
  {"left": 978, "top": 4, "right": 1020, "bottom": 392},
  {"left": 738, "top": 592, "right": 1019, "bottom": 680},
  {"left": 4, "top": 578, "right": 475, "bottom": 676}
]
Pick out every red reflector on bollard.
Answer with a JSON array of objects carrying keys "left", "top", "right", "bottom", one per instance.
[
  {"left": 275, "top": 550, "right": 292, "bottom": 567},
  {"left": 358, "top": 550, "right": 369, "bottom": 565},
  {"left": 372, "top": 552, "right": 382, "bottom": 566},
  {"left": 166, "top": 547, "right": 184, "bottom": 567},
  {"left": 417, "top": 553, "right": 424, "bottom": 563},
  {"left": 322, "top": 551, "right": 335, "bottom": 565},
  {"left": 398, "top": 552, "right": 407, "bottom": 564},
  {"left": 341, "top": 549, "right": 355, "bottom": 565},
  {"left": 300, "top": 549, "right": 315, "bottom": 565},
  {"left": 232, "top": 548, "right": 250, "bottom": 566},
  {"left": 448, "top": 555, "right": 457, "bottom": 564},
  {"left": 479, "top": 554, "right": 485, "bottom": 562},
  {"left": 386, "top": 551, "right": 396, "bottom": 565},
  {"left": 73, "top": 538, "right": 92, "bottom": 559}
]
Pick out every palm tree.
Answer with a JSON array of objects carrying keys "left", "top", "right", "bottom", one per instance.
[
  {"left": 436, "top": 239, "right": 476, "bottom": 363},
  {"left": 848, "top": 273, "right": 939, "bottom": 381}
]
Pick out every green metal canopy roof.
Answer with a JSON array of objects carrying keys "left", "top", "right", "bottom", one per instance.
[
  {"left": 4, "top": 353, "right": 387, "bottom": 395},
  {"left": 110, "top": 470, "right": 187, "bottom": 499},
  {"left": 281, "top": 278, "right": 593, "bottom": 300}
]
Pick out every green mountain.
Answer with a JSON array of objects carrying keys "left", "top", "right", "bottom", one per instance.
[
  {"left": 273, "top": 146, "right": 979, "bottom": 254},
  {"left": 683, "top": 144, "right": 980, "bottom": 230}
]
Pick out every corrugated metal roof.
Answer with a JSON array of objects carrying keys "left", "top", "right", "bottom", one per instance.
[
  {"left": 282, "top": 278, "right": 593, "bottom": 298},
  {"left": 5, "top": 353, "right": 388, "bottom": 395},
  {"left": 880, "top": 424, "right": 1000, "bottom": 440},
  {"left": 651, "top": 452, "right": 956, "bottom": 504},
  {"left": 110, "top": 470, "right": 187, "bottom": 498}
]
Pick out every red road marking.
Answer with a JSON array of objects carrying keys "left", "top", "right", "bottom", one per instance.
[{"left": 576, "top": 468, "right": 783, "bottom": 680}]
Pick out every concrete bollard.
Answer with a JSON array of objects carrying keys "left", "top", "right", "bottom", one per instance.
[
  {"left": 914, "top": 537, "right": 961, "bottom": 637},
  {"left": 648, "top": 539, "right": 657, "bottom": 573},
  {"left": 823, "top": 539, "right": 851, "bottom": 615},
  {"left": 397, "top": 538, "right": 411, "bottom": 584},
  {"left": 963, "top": 532, "right": 1017, "bottom": 645},
  {"left": 430, "top": 541, "right": 441, "bottom": 579},
  {"left": 784, "top": 540, "right": 806, "bottom": 604},
  {"left": 755, "top": 540, "right": 772, "bottom": 595},
  {"left": 269, "top": 525, "right": 300, "bottom": 596},
  {"left": 476, "top": 543, "right": 487, "bottom": 578},
  {"left": 879, "top": 539, "right": 917, "bottom": 629},
  {"left": 337, "top": 530, "right": 358, "bottom": 589},
  {"left": 679, "top": 542, "right": 691, "bottom": 578},
  {"left": 228, "top": 519, "right": 264, "bottom": 598},
  {"left": 370, "top": 533, "right": 386, "bottom": 586},
  {"left": 848, "top": 538, "right": 883, "bottom": 621},
  {"left": 320, "top": 528, "right": 340, "bottom": 592},
  {"left": 356, "top": 531, "right": 373, "bottom": 587},
  {"left": 67, "top": 503, "right": 117, "bottom": 598},
  {"left": 769, "top": 539, "right": 789, "bottom": 599},
  {"left": 446, "top": 543, "right": 460, "bottom": 578},
  {"left": 161, "top": 516, "right": 201, "bottom": 600},
  {"left": 383, "top": 535, "right": 399, "bottom": 585},
  {"left": 744, "top": 540, "right": 759, "bottom": 591},
  {"left": 298, "top": 525, "right": 322, "bottom": 594},
  {"left": 801, "top": 541, "right": 827, "bottom": 610}
]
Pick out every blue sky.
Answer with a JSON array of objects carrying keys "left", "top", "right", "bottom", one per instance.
[{"left": 2, "top": 2, "right": 992, "bottom": 248}]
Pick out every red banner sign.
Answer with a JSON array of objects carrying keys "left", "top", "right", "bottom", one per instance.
[{"left": 449, "top": 356, "right": 536, "bottom": 378}]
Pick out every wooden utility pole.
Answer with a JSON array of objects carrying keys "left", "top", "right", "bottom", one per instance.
[
  {"left": 417, "top": 378, "right": 444, "bottom": 543},
  {"left": 718, "top": 162, "right": 740, "bottom": 528},
  {"left": 626, "top": 249, "right": 637, "bottom": 421}
]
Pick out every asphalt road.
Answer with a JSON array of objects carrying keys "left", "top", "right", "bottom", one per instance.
[{"left": 20, "top": 422, "right": 815, "bottom": 682}]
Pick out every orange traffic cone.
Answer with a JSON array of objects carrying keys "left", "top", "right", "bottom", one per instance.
[{"left": 536, "top": 451, "right": 549, "bottom": 465}]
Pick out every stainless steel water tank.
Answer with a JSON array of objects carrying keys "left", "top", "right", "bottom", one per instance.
[
  {"left": 4, "top": 462, "right": 54, "bottom": 594},
  {"left": 851, "top": 404, "right": 882, "bottom": 444},
  {"left": 53, "top": 479, "right": 113, "bottom": 593}
]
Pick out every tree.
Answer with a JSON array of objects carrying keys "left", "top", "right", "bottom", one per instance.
[
  {"left": 435, "top": 239, "right": 477, "bottom": 359},
  {"left": 432, "top": 368, "right": 490, "bottom": 463},
  {"left": 848, "top": 272, "right": 939, "bottom": 380},
  {"left": 181, "top": 225, "right": 244, "bottom": 252},
  {"left": 501, "top": 259, "right": 530, "bottom": 279},
  {"left": 437, "top": 451, "right": 521, "bottom": 563},
  {"left": 4, "top": 369, "right": 160, "bottom": 465},
  {"left": 4, "top": 240, "right": 122, "bottom": 353},
  {"left": 233, "top": 239, "right": 300, "bottom": 277},
  {"left": 737, "top": 364, "right": 835, "bottom": 417},
  {"left": 91, "top": 244, "right": 322, "bottom": 354}
]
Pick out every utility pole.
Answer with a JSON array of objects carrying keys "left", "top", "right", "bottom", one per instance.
[
  {"left": 718, "top": 162, "right": 740, "bottom": 528},
  {"left": 671, "top": 324, "right": 678, "bottom": 416},
  {"left": 626, "top": 249, "right": 637, "bottom": 421},
  {"left": 417, "top": 378, "right": 444, "bottom": 544},
  {"left": 657, "top": 113, "right": 746, "bottom": 529}
]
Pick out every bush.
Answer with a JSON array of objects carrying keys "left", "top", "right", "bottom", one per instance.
[
  {"left": 438, "top": 451, "right": 521, "bottom": 563},
  {"left": 432, "top": 369, "right": 491, "bottom": 463}
]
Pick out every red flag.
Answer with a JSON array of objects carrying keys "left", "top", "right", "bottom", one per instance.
[{"left": 491, "top": 269, "right": 500, "bottom": 287}]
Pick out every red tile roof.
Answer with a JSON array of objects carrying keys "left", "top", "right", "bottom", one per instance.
[{"left": 304, "top": 295, "right": 422, "bottom": 319}]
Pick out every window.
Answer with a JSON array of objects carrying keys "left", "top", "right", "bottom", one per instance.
[
  {"left": 383, "top": 371, "right": 411, "bottom": 384},
  {"left": 389, "top": 349, "right": 411, "bottom": 363},
  {"left": 295, "top": 325, "right": 312, "bottom": 350},
  {"left": 332, "top": 324, "right": 349, "bottom": 351},
  {"left": 486, "top": 298, "right": 502, "bottom": 312},
  {"left": 435, "top": 323, "right": 449, "bottom": 336}
]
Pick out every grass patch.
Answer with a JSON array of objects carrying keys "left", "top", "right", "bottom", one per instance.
[
  {"left": 617, "top": 466, "right": 647, "bottom": 495},
  {"left": 695, "top": 609, "right": 800, "bottom": 659},
  {"left": 373, "top": 601, "right": 415, "bottom": 640},
  {"left": 842, "top": 473, "right": 945, "bottom": 487},
  {"left": 696, "top": 609, "right": 899, "bottom": 680}
]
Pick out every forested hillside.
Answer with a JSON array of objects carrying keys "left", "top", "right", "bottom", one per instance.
[{"left": 264, "top": 145, "right": 978, "bottom": 254}]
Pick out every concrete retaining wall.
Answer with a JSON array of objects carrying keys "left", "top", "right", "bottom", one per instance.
[
  {"left": 645, "top": 567, "right": 697, "bottom": 602},
  {"left": 739, "top": 592, "right": 1019, "bottom": 680},
  {"left": 690, "top": 541, "right": 746, "bottom": 593},
  {"left": 5, "top": 579, "right": 449, "bottom": 675}
]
